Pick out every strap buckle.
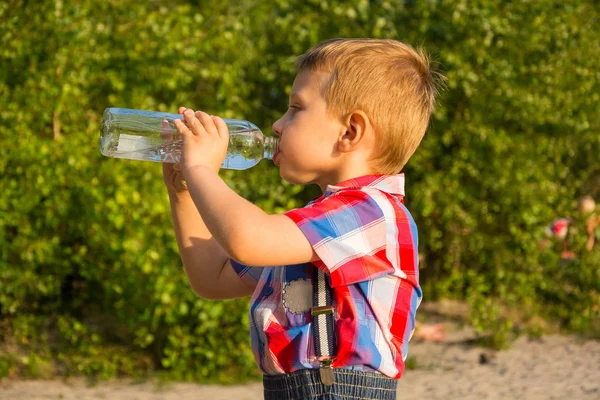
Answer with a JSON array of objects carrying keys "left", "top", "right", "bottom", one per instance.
[{"left": 311, "top": 305, "right": 334, "bottom": 316}]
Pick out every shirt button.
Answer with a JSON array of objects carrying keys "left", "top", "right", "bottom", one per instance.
[{"left": 264, "top": 287, "right": 273, "bottom": 297}]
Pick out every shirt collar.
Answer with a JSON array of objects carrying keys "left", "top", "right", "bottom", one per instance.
[{"left": 323, "top": 174, "right": 405, "bottom": 198}]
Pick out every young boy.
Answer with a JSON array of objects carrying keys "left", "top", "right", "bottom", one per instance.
[{"left": 164, "top": 38, "right": 442, "bottom": 399}]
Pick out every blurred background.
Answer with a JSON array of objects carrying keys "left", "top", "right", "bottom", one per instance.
[{"left": 0, "top": 0, "right": 598, "bottom": 384}]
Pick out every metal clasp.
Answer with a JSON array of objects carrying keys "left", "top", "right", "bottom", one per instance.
[
  {"left": 318, "top": 358, "right": 335, "bottom": 386},
  {"left": 311, "top": 305, "right": 334, "bottom": 316}
]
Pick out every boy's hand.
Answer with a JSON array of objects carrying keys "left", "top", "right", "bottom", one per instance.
[
  {"left": 163, "top": 162, "right": 188, "bottom": 193},
  {"left": 174, "top": 107, "right": 229, "bottom": 176}
]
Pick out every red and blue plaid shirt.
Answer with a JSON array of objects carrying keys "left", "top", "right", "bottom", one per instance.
[{"left": 231, "top": 174, "right": 421, "bottom": 379}]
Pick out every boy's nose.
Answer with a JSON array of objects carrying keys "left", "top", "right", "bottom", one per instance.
[{"left": 272, "top": 117, "right": 283, "bottom": 137}]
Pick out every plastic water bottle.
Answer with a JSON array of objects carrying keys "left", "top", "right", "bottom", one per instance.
[{"left": 100, "top": 108, "right": 279, "bottom": 170}]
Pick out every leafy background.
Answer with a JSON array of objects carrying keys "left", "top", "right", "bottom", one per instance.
[{"left": 1, "top": 0, "right": 599, "bottom": 382}]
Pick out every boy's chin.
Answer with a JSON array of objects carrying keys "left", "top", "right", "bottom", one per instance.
[
  {"left": 279, "top": 172, "right": 300, "bottom": 186},
  {"left": 279, "top": 168, "right": 308, "bottom": 186}
]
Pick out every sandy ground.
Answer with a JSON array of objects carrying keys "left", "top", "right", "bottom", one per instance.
[{"left": 1, "top": 325, "right": 599, "bottom": 400}]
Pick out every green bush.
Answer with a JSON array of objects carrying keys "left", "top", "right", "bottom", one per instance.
[{"left": 1, "top": 0, "right": 598, "bottom": 381}]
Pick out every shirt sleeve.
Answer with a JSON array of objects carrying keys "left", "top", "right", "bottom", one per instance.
[
  {"left": 230, "top": 258, "right": 263, "bottom": 287},
  {"left": 285, "top": 188, "right": 415, "bottom": 287}
]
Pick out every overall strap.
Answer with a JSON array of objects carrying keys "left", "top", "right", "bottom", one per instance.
[{"left": 311, "top": 267, "right": 337, "bottom": 385}]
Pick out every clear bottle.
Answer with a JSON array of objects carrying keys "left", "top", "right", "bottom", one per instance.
[{"left": 100, "top": 108, "right": 279, "bottom": 170}]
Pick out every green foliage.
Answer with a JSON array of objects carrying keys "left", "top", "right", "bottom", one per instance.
[
  {"left": 403, "top": 0, "right": 600, "bottom": 337},
  {"left": 1, "top": 0, "right": 599, "bottom": 381},
  {"left": 0, "top": 354, "right": 17, "bottom": 380}
]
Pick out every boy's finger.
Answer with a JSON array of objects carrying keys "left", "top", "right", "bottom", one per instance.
[
  {"left": 212, "top": 116, "right": 229, "bottom": 139},
  {"left": 178, "top": 106, "right": 190, "bottom": 114},
  {"left": 173, "top": 119, "right": 192, "bottom": 138},
  {"left": 196, "top": 111, "right": 218, "bottom": 136},
  {"left": 183, "top": 109, "right": 206, "bottom": 136},
  {"left": 160, "top": 119, "right": 174, "bottom": 141}
]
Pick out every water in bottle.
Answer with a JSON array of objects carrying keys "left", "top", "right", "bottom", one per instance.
[{"left": 100, "top": 108, "right": 279, "bottom": 170}]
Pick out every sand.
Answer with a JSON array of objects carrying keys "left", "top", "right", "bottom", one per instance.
[{"left": 1, "top": 325, "right": 599, "bottom": 400}]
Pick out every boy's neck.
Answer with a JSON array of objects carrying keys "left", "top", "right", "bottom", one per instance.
[{"left": 315, "top": 163, "right": 376, "bottom": 193}]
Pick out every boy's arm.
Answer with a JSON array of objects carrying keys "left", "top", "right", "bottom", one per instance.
[
  {"left": 166, "top": 182, "right": 255, "bottom": 300},
  {"left": 184, "top": 166, "right": 318, "bottom": 267},
  {"left": 174, "top": 107, "right": 317, "bottom": 267}
]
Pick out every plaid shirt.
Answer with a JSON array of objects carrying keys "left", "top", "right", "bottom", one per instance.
[{"left": 232, "top": 174, "right": 421, "bottom": 379}]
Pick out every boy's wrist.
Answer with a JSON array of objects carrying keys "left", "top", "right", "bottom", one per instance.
[{"left": 183, "top": 164, "right": 220, "bottom": 179}]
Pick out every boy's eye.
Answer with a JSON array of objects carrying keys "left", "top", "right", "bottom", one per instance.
[{"left": 288, "top": 104, "right": 301, "bottom": 110}]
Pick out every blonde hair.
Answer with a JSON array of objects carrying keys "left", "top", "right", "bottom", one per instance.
[{"left": 297, "top": 38, "right": 444, "bottom": 174}]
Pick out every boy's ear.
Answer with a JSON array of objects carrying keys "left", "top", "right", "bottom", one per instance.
[{"left": 339, "top": 110, "right": 369, "bottom": 153}]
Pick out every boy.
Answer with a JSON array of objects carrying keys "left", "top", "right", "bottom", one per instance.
[{"left": 164, "top": 38, "right": 443, "bottom": 399}]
